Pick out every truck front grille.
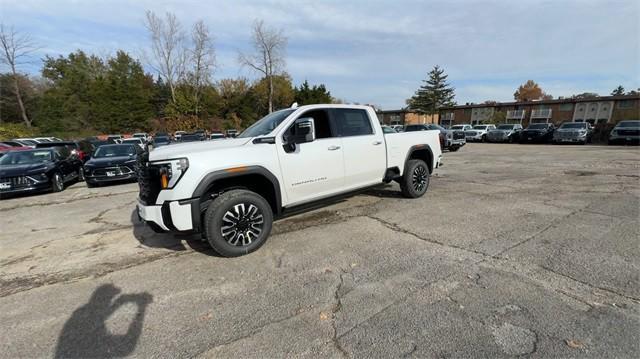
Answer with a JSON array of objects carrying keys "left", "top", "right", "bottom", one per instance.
[{"left": 137, "top": 152, "right": 162, "bottom": 205}]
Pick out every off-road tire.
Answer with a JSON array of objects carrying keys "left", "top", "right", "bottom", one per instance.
[
  {"left": 400, "top": 159, "right": 430, "bottom": 198},
  {"left": 204, "top": 189, "right": 273, "bottom": 257}
]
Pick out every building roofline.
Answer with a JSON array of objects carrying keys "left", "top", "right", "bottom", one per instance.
[{"left": 438, "top": 94, "right": 640, "bottom": 111}]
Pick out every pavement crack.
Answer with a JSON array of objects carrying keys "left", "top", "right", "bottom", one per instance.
[
  {"left": 365, "top": 215, "right": 490, "bottom": 258},
  {"left": 539, "top": 265, "right": 640, "bottom": 303},
  {"left": 493, "top": 206, "right": 585, "bottom": 258},
  {"left": 330, "top": 268, "right": 350, "bottom": 358}
]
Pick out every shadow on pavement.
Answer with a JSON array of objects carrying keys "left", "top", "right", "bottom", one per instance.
[
  {"left": 54, "top": 284, "right": 152, "bottom": 359},
  {"left": 129, "top": 209, "right": 218, "bottom": 256}
]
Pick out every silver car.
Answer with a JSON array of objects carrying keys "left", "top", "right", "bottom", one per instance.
[
  {"left": 486, "top": 124, "right": 523, "bottom": 143},
  {"left": 552, "top": 122, "right": 593, "bottom": 145},
  {"left": 608, "top": 120, "right": 640, "bottom": 145}
]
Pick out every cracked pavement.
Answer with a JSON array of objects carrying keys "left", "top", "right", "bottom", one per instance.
[{"left": 1, "top": 143, "right": 639, "bottom": 358}]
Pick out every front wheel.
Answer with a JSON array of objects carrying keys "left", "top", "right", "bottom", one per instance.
[
  {"left": 51, "top": 172, "right": 64, "bottom": 192},
  {"left": 204, "top": 189, "right": 273, "bottom": 257},
  {"left": 400, "top": 159, "right": 430, "bottom": 198}
]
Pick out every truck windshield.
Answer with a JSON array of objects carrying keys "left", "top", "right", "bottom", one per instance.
[
  {"left": 239, "top": 109, "right": 296, "bottom": 138},
  {"left": 0, "top": 150, "right": 52, "bottom": 165},
  {"left": 497, "top": 125, "right": 514, "bottom": 130}
]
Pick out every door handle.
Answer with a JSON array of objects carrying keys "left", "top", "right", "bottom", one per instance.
[
  {"left": 327, "top": 145, "right": 341, "bottom": 151},
  {"left": 373, "top": 140, "right": 383, "bottom": 145}
]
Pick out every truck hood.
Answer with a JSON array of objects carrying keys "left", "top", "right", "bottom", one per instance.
[{"left": 149, "top": 137, "right": 253, "bottom": 161}]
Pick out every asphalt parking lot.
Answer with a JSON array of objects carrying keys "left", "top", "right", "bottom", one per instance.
[{"left": 1, "top": 143, "right": 639, "bottom": 358}]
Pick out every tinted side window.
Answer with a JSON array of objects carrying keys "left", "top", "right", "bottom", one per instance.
[
  {"left": 288, "top": 109, "right": 334, "bottom": 139},
  {"left": 333, "top": 109, "right": 373, "bottom": 137}
]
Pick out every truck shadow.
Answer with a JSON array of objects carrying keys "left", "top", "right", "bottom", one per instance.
[
  {"left": 54, "top": 284, "right": 152, "bottom": 358},
  {"left": 130, "top": 210, "right": 219, "bottom": 256}
]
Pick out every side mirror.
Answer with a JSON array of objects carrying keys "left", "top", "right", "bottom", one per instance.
[
  {"left": 283, "top": 117, "right": 315, "bottom": 153},
  {"left": 288, "top": 117, "right": 315, "bottom": 143}
]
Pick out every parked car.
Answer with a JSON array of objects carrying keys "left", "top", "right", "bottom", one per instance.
[
  {"left": 381, "top": 125, "right": 397, "bottom": 134},
  {"left": 391, "top": 125, "right": 404, "bottom": 132},
  {"left": 0, "top": 144, "right": 30, "bottom": 158},
  {"left": 405, "top": 124, "right": 465, "bottom": 151},
  {"left": 486, "top": 124, "right": 523, "bottom": 143},
  {"left": 210, "top": 132, "right": 225, "bottom": 140},
  {"left": 608, "top": 120, "right": 640, "bottom": 145},
  {"left": 106, "top": 135, "right": 123, "bottom": 144},
  {"left": 552, "top": 122, "right": 593, "bottom": 145},
  {"left": 83, "top": 144, "right": 142, "bottom": 187},
  {"left": 1, "top": 140, "right": 28, "bottom": 148},
  {"left": 152, "top": 136, "right": 172, "bottom": 148},
  {"left": 133, "top": 133, "right": 150, "bottom": 142},
  {"left": 137, "top": 104, "right": 443, "bottom": 257},
  {"left": 174, "top": 131, "right": 187, "bottom": 141},
  {"left": 193, "top": 129, "right": 207, "bottom": 141},
  {"left": 519, "top": 123, "right": 556, "bottom": 144},
  {"left": 179, "top": 133, "right": 205, "bottom": 142},
  {"left": 0, "top": 147, "right": 83, "bottom": 197},
  {"left": 121, "top": 137, "right": 146, "bottom": 149},
  {"left": 226, "top": 129, "right": 238, "bottom": 138},
  {"left": 465, "top": 124, "right": 496, "bottom": 142},
  {"left": 11, "top": 139, "right": 38, "bottom": 147},
  {"left": 35, "top": 140, "right": 95, "bottom": 163}
]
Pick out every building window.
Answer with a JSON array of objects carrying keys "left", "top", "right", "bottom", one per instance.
[
  {"left": 578, "top": 107, "right": 584, "bottom": 112},
  {"left": 602, "top": 107, "right": 607, "bottom": 111},
  {"left": 464, "top": 108, "right": 472, "bottom": 115},
  {"left": 618, "top": 100, "right": 634, "bottom": 109},
  {"left": 559, "top": 103, "right": 573, "bottom": 111}
]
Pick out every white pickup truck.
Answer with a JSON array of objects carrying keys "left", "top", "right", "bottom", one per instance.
[{"left": 137, "top": 104, "right": 442, "bottom": 256}]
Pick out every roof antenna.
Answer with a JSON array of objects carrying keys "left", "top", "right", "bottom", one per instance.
[{"left": 291, "top": 102, "right": 298, "bottom": 109}]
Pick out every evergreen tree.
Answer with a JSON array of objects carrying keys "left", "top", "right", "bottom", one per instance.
[
  {"left": 408, "top": 65, "right": 455, "bottom": 114},
  {"left": 294, "top": 80, "right": 332, "bottom": 105},
  {"left": 611, "top": 85, "right": 625, "bottom": 96}
]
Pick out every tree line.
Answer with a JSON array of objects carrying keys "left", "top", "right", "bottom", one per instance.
[{"left": 0, "top": 13, "right": 334, "bottom": 136}]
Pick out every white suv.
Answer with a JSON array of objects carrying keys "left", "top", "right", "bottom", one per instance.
[
  {"left": 137, "top": 104, "right": 442, "bottom": 257},
  {"left": 465, "top": 124, "right": 496, "bottom": 142}
]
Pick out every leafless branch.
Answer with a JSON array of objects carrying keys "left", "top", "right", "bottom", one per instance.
[{"left": 238, "top": 19, "right": 287, "bottom": 113}]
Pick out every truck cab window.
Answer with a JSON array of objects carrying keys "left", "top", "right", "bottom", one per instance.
[
  {"left": 288, "top": 109, "right": 333, "bottom": 139},
  {"left": 333, "top": 109, "right": 373, "bottom": 136}
]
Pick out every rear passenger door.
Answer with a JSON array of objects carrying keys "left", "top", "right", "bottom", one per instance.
[{"left": 331, "top": 108, "right": 386, "bottom": 190}]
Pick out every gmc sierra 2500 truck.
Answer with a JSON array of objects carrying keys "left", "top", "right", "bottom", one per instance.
[{"left": 137, "top": 104, "right": 442, "bottom": 257}]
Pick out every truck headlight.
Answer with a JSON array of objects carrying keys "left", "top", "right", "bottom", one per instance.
[{"left": 154, "top": 158, "right": 189, "bottom": 189}]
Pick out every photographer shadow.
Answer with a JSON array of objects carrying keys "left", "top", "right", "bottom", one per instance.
[{"left": 54, "top": 284, "right": 152, "bottom": 358}]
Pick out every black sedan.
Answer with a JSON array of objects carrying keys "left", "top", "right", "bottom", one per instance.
[
  {"left": 519, "top": 123, "right": 556, "bottom": 144},
  {"left": 83, "top": 144, "right": 142, "bottom": 187},
  {"left": 0, "top": 147, "right": 83, "bottom": 197}
]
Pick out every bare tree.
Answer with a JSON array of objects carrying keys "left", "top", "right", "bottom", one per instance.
[
  {"left": 143, "top": 11, "right": 187, "bottom": 104},
  {"left": 0, "top": 24, "right": 37, "bottom": 127},
  {"left": 239, "top": 20, "right": 287, "bottom": 113},
  {"left": 189, "top": 20, "right": 216, "bottom": 115}
]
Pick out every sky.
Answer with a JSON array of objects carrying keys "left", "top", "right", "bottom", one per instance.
[{"left": 1, "top": 0, "right": 639, "bottom": 109}]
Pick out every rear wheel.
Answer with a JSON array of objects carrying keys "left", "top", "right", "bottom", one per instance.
[
  {"left": 400, "top": 159, "right": 430, "bottom": 198},
  {"left": 52, "top": 172, "right": 64, "bottom": 192},
  {"left": 204, "top": 189, "right": 273, "bottom": 257},
  {"left": 77, "top": 169, "right": 85, "bottom": 182}
]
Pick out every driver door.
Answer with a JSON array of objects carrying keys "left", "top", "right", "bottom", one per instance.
[{"left": 277, "top": 109, "right": 345, "bottom": 206}]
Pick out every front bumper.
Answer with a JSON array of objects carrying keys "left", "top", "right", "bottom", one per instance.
[
  {"left": 86, "top": 172, "right": 136, "bottom": 184},
  {"left": 137, "top": 198, "right": 200, "bottom": 232},
  {"left": 0, "top": 179, "right": 51, "bottom": 196},
  {"left": 553, "top": 135, "right": 587, "bottom": 143},
  {"left": 609, "top": 135, "right": 640, "bottom": 144},
  {"left": 465, "top": 134, "right": 484, "bottom": 141}
]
